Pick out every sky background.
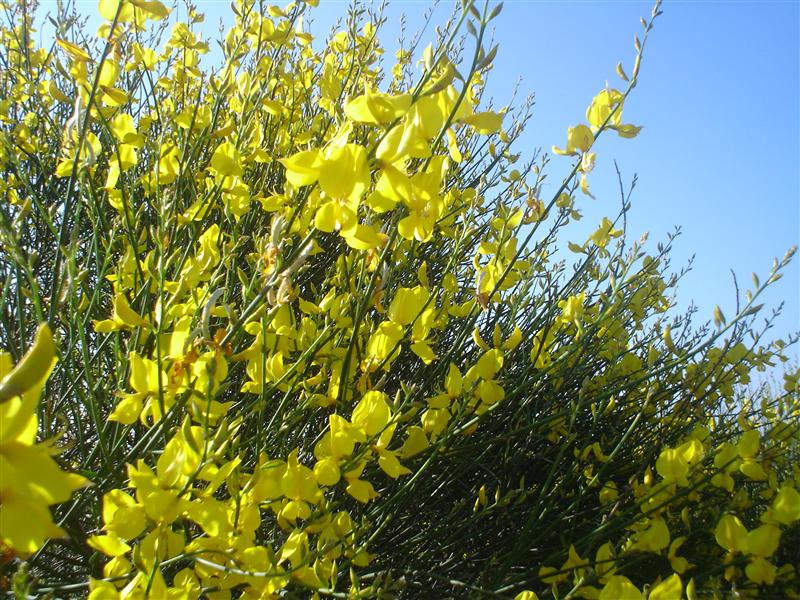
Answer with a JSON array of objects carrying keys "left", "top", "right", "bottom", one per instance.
[{"left": 51, "top": 0, "right": 800, "bottom": 363}]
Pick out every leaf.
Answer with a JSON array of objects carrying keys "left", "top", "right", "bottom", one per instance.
[
  {"left": 477, "top": 44, "right": 498, "bottom": 70},
  {"left": 488, "top": 3, "right": 503, "bottom": 20},
  {"left": 616, "top": 61, "right": 629, "bottom": 81},
  {"left": 713, "top": 305, "right": 725, "bottom": 328}
]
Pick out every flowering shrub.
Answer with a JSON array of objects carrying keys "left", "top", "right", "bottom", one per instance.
[{"left": 0, "top": 0, "right": 798, "bottom": 597}]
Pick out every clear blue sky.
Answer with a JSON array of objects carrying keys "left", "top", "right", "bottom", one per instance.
[
  {"left": 484, "top": 0, "right": 799, "bottom": 359},
  {"left": 54, "top": 0, "right": 800, "bottom": 359}
]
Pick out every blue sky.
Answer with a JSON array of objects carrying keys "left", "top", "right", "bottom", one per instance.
[
  {"left": 482, "top": 0, "right": 800, "bottom": 359},
  {"left": 51, "top": 0, "right": 800, "bottom": 360}
]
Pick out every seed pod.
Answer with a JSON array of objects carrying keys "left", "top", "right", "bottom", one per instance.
[
  {"left": 616, "top": 61, "right": 629, "bottom": 82},
  {"left": 488, "top": 2, "right": 503, "bottom": 21}
]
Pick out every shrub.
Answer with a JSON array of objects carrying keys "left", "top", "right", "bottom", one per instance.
[{"left": 0, "top": 0, "right": 798, "bottom": 597}]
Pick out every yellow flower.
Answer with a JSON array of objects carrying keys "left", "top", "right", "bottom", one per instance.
[
  {"left": 648, "top": 574, "right": 682, "bottom": 600},
  {"left": 629, "top": 517, "right": 670, "bottom": 553},
  {"left": 108, "top": 352, "right": 165, "bottom": 425},
  {"left": 461, "top": 110, "right": 505, "bottom": 135},
  {"left": 588, "top": 217, "right": 623, "bottom": 251},
  {"left": 552, "top": 124, "right": 594, "bottom": 156},
  {"left": 157, "top": 143, "right": 181, "bottom": 184},
  {"left": 655, "top": 440, "right": 703, "bottom": 486},
  {"left": 209, "top": 140, "right": 244, "bottom": 178},
  {"left": 93, "top": 292, "right": 149, "bottom": 332},
  {"left": 558, "top": 293, "right": 586, "bottom": 331},
  {"left": 745, "top": 524, "right": 781, "bottom": 558},
  {"left": 352, "top": 391, "right": 392, "bottom": 437},
  {"left": 771, "top": 485, "right": 800, "bottom": 525},
  {"left": 745, "top": 556, "right": 777, "bottom": 585},
  {"left": 586, "top": 88, "right": 624, "bottom": 130},
  {"left": 0, "top": 325, "right": 88, "bottom": 555},
  {"left": 344, "top": 88, "right": 412, "bottom": 125},
  {"left": 714, "top": 514, "right": 748, "bottom": 553},
  {"left": 599, "top": 575, "right": 643, "bottom": 600}
]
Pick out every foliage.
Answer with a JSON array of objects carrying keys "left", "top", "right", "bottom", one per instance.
[{"left": 0, "top": 0, "right": 798, "bottom": 597}]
